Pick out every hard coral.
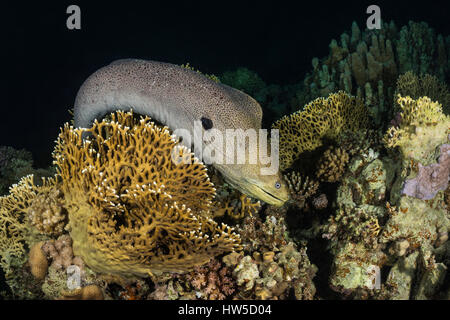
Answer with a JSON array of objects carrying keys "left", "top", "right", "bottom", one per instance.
[
  {"left": 28, "top": 185, "right": 66, "bottom": 236},
  {"left": 273, "top": 91, "right": 368, "bottom": 170},
  {"left": 212, "top": 192, "right": 261, "bottom": 220},
  {"left": 28, "top": 242, "right": 48, "bottom": 280},
  {"left": 283, "top": 171, "right": 319, "bottom": 208},
  {"left": 53, "top": 111, "right": 240, "bottom": 278},
  {"left": 301, "top": 21, "right": 450, "bottom": 125},
  {"left": 60, "top": 285, "right": 104, "bottom": 300},
  {"left": 0, "top": 175, "right": 56, "bottom": 276},
  {"left": 316, "top": 146, "right": 349, "bottom": 183},
  {"left": 384, "top": 95, "right": 449, "bottom": 164},
  {"left": 395, "top": 72, "right": 450, "bottom": 115}
]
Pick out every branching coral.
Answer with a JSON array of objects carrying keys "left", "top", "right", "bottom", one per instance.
[
  {"left": 395, "top": 72, "right": 450, "bottom": 115},
  {"left": 52, "top": 111, "right": 241, "bottom": 278},
  {"left": 283, "top": 171, "right": 319, "bottom": 207},
  {"left": 28, "top": 184, "right": 66, "bottom": 236},
  {"left": 212, "top": 192, "right": 261, "bottom": 220},
  {"left": 316, "top": 146, "right": 350, "bottom": 183},
  {"left": 273, "top": 91, "right": 369, "bottom": 170},
  {"left": 41, "top": 235, "right": 84, "bottom": 271},
  {"left": 0, "top": 175, "right": 55, "bottom": 277}
]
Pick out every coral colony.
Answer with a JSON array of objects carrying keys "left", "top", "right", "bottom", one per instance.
[{"left": 1, "top": 20, "right": 450, "bottom": 300}]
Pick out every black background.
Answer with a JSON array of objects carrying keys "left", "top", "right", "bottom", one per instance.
[{"left": 2, "top": 0, "right": 450, "bottom": 167}]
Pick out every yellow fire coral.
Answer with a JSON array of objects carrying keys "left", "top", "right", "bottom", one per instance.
[
  {"left": 384, "top": 95, "right": 450, "bottom": 164},
  {"left": 394, "top": 72, "right": 450, "bottom": 115},
  {"left": 272, "top": 91, "right": 369, "bottom": 170},
  {"left": 0, "top": 175, "right": 55, "bottom": 276},
  {"left": 53, "top": 111, "right": 241, "bottom": 278},
  {"left": 212, "top": 193, "right": 261, "bottom": 220}
]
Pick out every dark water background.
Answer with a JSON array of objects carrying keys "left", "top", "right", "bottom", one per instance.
[{"left": 2, "top": 0, "right": 450, "bottom": 168}]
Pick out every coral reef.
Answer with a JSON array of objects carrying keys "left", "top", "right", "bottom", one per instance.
[
  {"left": 402, "top": 143, "right": 450, "bottom": 200},
  {"left": 41, "top": 235, "right": 85, "bottom": 271},
  {"left": 53, "top": 111, "right": 240, "bottom": 278},
  {"left": 272, "top": 91, "right": 369, "bottom": 170},
  {"left": 283, "top": 171, "right": 319, "bottom": 208},
  {"left": 28, "top": 242, "right": 48, "bottom": 280},
  {"left": 395, "top": 72, "right": 450, "bottom": 115},
  {"left": 212, "top": 192, "right": 261, "bottom": 220},
  {"left": 316, "top": 146, "right": 349, "bottom": 183},
  {"left": 27, "top": 184, "right": 66, "bottom": 236},
  {"left": 232, "top": 242, "right": 316, "bottom": 300},
  {"left": 186, "top": 259, "right": 236, "bottom": 300},
  {"left": 384, "top": 95, "right": 449, "bottom": 165},
  {"left": 301, "top": 21, "right": 450, "bottom": 125},
  {"left": 0, "top": 175, "right": 55, "bottom": 278}
]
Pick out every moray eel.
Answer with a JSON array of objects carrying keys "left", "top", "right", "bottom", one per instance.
[{"left": 73, "top": 59, "right": 289, "bottom": 206}]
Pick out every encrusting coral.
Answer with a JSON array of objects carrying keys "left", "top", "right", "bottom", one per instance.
[
  {"left": 272, "top": 91, "right": 369, "bottom": 170},
  {"left": 52, "top": 111, "right": 241, "bottom": 278},
  {"left": 402, "top": 143, "right": 450, "bottom": 200}
]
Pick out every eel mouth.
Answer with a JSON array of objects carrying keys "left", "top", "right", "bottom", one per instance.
[{"left": 253, "top": 185, "right": 289, "bottom": 206}]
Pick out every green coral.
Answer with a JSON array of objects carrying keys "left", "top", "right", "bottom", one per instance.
[{"left": 301, "top": 21, "right": 450, "bottom": 126}]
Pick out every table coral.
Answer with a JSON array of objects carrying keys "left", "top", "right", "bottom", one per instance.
[
  {"left": 272, "top": 91, "right": 369, "bottom": 170},
  {"left": 52, "top": 111, "right": 241, "bottom": 278}
]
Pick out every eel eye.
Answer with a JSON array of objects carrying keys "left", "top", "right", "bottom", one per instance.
[
  {"left": 201, "top": 117, "right": 213, "bottom": 130},
  {"left": 275, "top": 181, "right": 281, "bottom": 189}
]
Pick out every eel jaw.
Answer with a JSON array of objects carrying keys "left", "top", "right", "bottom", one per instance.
[
  {"left": 254, "top": 185, "right": 289, "bottom": 207},
  {"left": 226, "top": 176, "right": 289, "bottom": 207}
]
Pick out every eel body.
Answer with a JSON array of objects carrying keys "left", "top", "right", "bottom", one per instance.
[{"left": 74, "top": 59, "right": 289, "bottom": 206}]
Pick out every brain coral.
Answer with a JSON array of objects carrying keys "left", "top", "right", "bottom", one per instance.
[
  {"left": 52, "top": 111, "right": 241, "bottom": 278},
  {"left": 272, "top": 91, "right": 369, "bottom": 170}
]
